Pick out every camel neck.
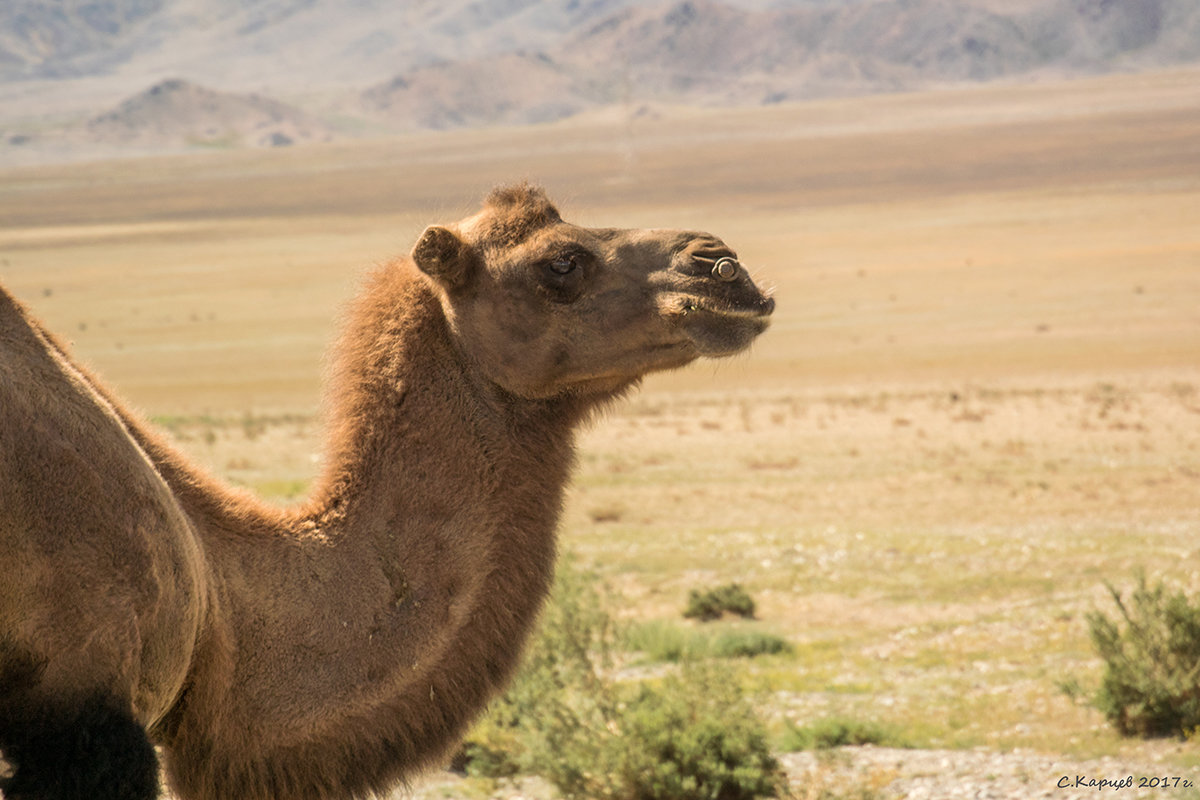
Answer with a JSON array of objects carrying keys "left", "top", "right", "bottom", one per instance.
[{"left": 159, "top": 262, "right": 584, "bottom": 799}]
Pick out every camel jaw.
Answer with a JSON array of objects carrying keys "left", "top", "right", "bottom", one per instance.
[{"left": 659, "top": 290, "right": 775, "bottom": 358}]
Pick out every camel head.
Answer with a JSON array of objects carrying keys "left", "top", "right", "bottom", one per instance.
[{"left": 411, "top": 185, "right": 775, "bottom": 399}]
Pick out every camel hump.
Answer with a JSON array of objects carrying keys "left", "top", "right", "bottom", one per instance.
[{"left": 0, "top": 283, "right": 206, "bottom": 728}]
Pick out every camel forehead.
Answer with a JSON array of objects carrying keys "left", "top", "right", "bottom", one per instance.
[{"left": 469, "top": 185, "right": 563, "bottom": 248}]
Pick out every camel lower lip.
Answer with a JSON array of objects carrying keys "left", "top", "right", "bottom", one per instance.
[
  {"left": 683, "top": 298, "right": 775, "bottom": 320},
  {"left": 676, "top": 305, "right": 772, "bottom": 358}
]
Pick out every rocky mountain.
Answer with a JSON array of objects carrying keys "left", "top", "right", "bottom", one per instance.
[
  {"left": 362, "top": 0, "right": 1200, "bottom": 126},
  {"left": 0, "top": 0, "right": 641, "bottom": 88},
  {"left": 384, "top": 0, "right": 1200, "bottom": 109},
  {"left": 87, "top": 78, "right": 332, "bottom": 147},
  {"left": 0, "top": 0, "right": 166, "bottom": 81},
  {"left": 2, "top": 0, "right": 1199, "bottom": 160},
  {"left": 361, "top": 52, "right": 589, "bottom": 130}
]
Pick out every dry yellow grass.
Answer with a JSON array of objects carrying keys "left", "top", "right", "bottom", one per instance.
[{"left": 2, "top": 67, "right": 1199, "bottom": 784}]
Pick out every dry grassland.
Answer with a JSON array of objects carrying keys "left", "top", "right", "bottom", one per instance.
[{"left": 2, "top": 67, "right": 1199, "bottom": 794}]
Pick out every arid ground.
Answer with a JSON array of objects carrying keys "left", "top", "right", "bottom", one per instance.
[{"left": 1, "top": 67, "right": 1198, "bottom": 798}]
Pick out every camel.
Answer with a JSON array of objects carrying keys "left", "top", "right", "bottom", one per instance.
[{"left": 0, "top": 185, "right": 774, "bottom": 800}]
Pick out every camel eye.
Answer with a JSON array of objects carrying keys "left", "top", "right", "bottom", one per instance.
[
  {"left": 549, "top": 254, "right": 577, "bottom": 275},
  {"left": 538, "top": 251, "right": 587, "bottom": 303}
]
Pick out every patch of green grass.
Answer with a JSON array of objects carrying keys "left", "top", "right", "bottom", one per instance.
[
  {"left": 623, "top": 619, "right": 704, "bottom": 662},
  {"left": 623, "top": 620, "right": 793, "bottom": 663},
  {"left": 781, "top": 716, "right": 913, "bottom": 751},
  {"left": 710, "top": 629, "right": 794, "bottom": 659}
]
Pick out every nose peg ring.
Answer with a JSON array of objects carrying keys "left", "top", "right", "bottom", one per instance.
[{"left": 711, "top": 257, "right": 740, "bottom": 282}]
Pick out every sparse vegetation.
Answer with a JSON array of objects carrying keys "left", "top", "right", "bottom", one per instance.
[
  {"left": 460, "top": 561, "right": 784, "bottom": 799},
  {"left": 623, "top": 619, "right": 706, "bottom": 663},
  {"left": 684, "top": 583, "right": 757, "bottom": 621},
  {"left": 608, "top": 669, "right": 785, "bottom": 800},
  {"left": 1084, "top": 571, "right": 1200, "bottom": 739},
  {"left": 624, "top": 621, "right": 793, "bottom": 663},
  {"left": 710, "top": 630, "right": 793, "bottom": 660},
  {"left": 781, "top": 717, "right": 911, "bottom": 752}
]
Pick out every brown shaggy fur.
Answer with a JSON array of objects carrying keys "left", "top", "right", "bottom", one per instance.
[
  {"left": 0, "top": 186, "right": 773, "bottom": 800},
  {"left": 474, "top": 184, "right": 563, "bottom": 248}
]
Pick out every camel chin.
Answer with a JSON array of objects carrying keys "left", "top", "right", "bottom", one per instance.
[
  {"left": 657, "top": 282, "right": 776, "bottom": 358},
  {"left": 677, "top": 300, "right": 774, "bottom": 358}
]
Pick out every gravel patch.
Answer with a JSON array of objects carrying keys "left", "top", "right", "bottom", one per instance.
[
  {"left": 782, "top": 747, "right": 1200, "bottom": 800},
  {"left": 405, "top": 747, "right": 1199, "bottom": 799}
]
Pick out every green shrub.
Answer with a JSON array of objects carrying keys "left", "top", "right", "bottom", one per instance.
[
  {"left": 613, "top": 666, "right": 785, "bottom": 800},
  {"left": 1086, "top": 570, "right": 1200, "bottom": 738},
  {"left": 459, "top": 560, "right": 784, "bottom": 799},
  {"left": 684, "top": 583, "right": 757, "bottom": 621}
]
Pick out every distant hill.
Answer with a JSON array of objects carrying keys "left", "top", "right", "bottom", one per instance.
[
  {"left": 361, "top": 52, "right": 589, "bottom": 130},
  {"left": 2, "top": 0, "right": 1199, "bottom": 161},
  {"left": 87, "top": 79, "right": 332, "bottom": 148}
]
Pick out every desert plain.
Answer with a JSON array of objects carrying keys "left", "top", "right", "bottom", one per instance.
[{"left": 1, "top": 66, "right": 1199, "bottom": 798}]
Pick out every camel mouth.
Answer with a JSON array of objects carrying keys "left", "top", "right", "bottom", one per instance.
[
  {"left": 683, "top": 295, "right": 775, "bottom": 321},
  {"left": 659, "top": 289, "right": 775, "bottom": 320},
  {"left": 663, "top": 291, "right": 775, "bottom": 357}
]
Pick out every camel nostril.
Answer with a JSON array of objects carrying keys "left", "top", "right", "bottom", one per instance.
[{"left": 711, "top": 257, "right": 739, "bottom": 282}]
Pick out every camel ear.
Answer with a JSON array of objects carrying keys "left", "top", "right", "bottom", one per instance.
[{"left": 412, "top": 226, "right": 476, "bottom": 289}]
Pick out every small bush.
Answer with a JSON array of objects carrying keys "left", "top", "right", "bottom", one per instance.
[
  {"left": 1086, "top": 570, "right": 1200, "bottom": 738},
  {"left": 613, "top": 666, "right": 785, "bottom": 800},
  {"left": 685, "top": 583, "right": 757, "bottom": 621}
]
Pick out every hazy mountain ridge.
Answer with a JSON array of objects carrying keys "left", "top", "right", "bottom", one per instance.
[
  {"left": 360, "top": 52, "right": 590, "bottom": 130},
  {"left": 361, "top": 0, "right": 1200, "bottom": 123},
  {"left": 0, "top": 0, "right": 165, "bottom": 79},
  {"left": 86, "top": 78, "right": 333, "bottom": 147},
  {"left": 0, "top": 0, "right": 639, "bottom": 86},
  {"left": 2, "top": 0, "right": 1199, "bottom": 162}
]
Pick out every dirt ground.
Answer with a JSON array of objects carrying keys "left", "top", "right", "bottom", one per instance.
[{"left": 1, "top": 67, "right": 1198, "bottom": 797}]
